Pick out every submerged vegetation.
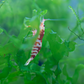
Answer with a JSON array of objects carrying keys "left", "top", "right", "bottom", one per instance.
[{"left": 0, "top": 0, "right": 84, "bottom": 84}]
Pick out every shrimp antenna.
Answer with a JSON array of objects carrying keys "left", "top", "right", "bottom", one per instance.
[{"left": 44, "top": 18, "right": 67, "bottom": 21}]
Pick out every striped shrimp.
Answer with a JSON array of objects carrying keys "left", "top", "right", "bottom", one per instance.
[
  {"left": 24, "top": 18, "right": 66, "bottom": 66},
  {"left": 25, "top": 19, "right": 45, "bottom": 66}
]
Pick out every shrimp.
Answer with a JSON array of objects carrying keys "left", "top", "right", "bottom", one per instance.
[{"left": 25, "top": 19, "right": 45, "bottom": 65}]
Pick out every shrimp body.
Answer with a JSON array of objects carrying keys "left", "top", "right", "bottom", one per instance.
[{"left": 25, "top": 19, "right": 45, "bottom": 65}]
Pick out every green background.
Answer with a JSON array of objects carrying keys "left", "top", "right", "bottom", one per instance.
[{"left": 0, "top": 0, "right": 84, "bottom": 84}]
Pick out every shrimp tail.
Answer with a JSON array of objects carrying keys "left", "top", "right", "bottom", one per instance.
[{"left": 24, "top": 57, "right": 33, "bottom": 65}]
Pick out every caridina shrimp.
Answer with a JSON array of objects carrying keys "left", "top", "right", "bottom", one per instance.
[{"left": 25, "top": 18, "right": 66, "bottom": 66}]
